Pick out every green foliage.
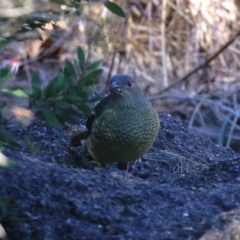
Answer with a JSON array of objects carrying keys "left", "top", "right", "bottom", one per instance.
[
  {"left": 103, "top": 1, "right": 126, "bottom": 18},
  {"left": 0, "top": 124, "right": 17, "bottom": 147},
  {"left": 1, "top": 88, "right": 28, "bottom": 98},
  {"left": 0, "top": 0, "right": 126, "bottom": 145},
  {"left": 0, "top": 67, "right": 12, "bottom": 83},
  {"left": 0, "top": 197, "right": 25, "bottom": 223},
  {"left": 0, "top": 67, "right": 21, "bottom": 96},
  {"left": 0, "top": 159, "right": 17, "bottom": 168},
  {"left": 29, "top": 46, "right": 103, "bottom": 128},
  {"left": 77, "top": 47, "right": 85, "bottom": 70},
  {"left": 24, "top": 136, "right": 39, "bottom": 153},
  {"left": 0, "top": 68, "right": 19, "bottom": 147},
  {"left": 0, "top": 198, "right": 10, "bottom": 221},
  {"left": 0, "top": 47, "right": 103, "bottom": 146}
]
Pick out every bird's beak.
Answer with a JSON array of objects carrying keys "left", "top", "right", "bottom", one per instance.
[{"left": 110, "top": 81, "right": 121, "bottom": 93}]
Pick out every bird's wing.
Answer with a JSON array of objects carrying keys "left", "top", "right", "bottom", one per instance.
[
  {"left": 86, "top": 95, "right": 111, "bottom": 132},
  {"left": 70, "top": 95, "right": 112, "bottom": 147},
  {"left": 70, "top": 131, "right": 89, "bottom": 147}
]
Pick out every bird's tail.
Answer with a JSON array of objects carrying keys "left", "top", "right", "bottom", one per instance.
[{"left": 70, "top": 131, "right": 90, "bottom": 147}]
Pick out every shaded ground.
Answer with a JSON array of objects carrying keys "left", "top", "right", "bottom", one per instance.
[{"left": 0, "top": 111, "right": 240, "bottom": 240}]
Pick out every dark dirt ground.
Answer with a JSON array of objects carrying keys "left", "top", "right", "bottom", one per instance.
[{"left": 1, "top": 111, "right": 240, "bottom": 240}]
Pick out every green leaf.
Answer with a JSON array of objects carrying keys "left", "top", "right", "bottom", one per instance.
[
  {"left": 76, "top": 69, "right": 102, "bottom": 97},
  {"left": 103, "top": 1, "right": 126, "bottom": 18},
  {"left": 64, "top": 59, "right": 76, "bottom": 79},
  {"left": 44, "top": 73, "right": 65, "bottom": 98},
  {"left": 6, "top": 160, "right": 17, "bottom": 167},
  {"left": 0, "top": 142, "right": 3, "bottom": 151},
  {"left": 0, "top": 198, "right": 9, "bottom": 215},
  {"left": 0, "top": 88, "right": 9, "bottom": 93},
  {"left": 54, "top": 99, "right": 70, "bottom": 108},
  {"left": 80, "top": 69, "right": 103, "bottom": 85},
  {"left": 74, "top": 59, "right": 81, "bottom": 73},
  {"left": 0, "top": 126, "right": 17, "bottom": 146},
  {"left": 80, "top": 85, "right": 97, "bottom": 100},
  {"left": 0, "top": 66, "right": 15, "bottom": 84},
  {"left": 87, "top": 60, "right": 102, "bottom": 71},
  {"left": 77, "top": 103, "right": 93, "bottom": 117},
  {"left": 24, "top": 136, "right": 39, "bottom": 153},
  {"left": 1, "top": 88, "right": 28, "bottom": 97},
  {"left": 64, "top": 95, "right": 82, "bottom": 103},
  {"left": 31, "top": 73, "right": 41, "bottom": 91},
  {"left": 10, "top": 89, "right": 28, "bottom": 98},
  {"left": 30, "top": 73, "right": 42, "bottom": 104},
  {"left": 82, "top": 79, "right": 99, "bottom": 87},
  {"left": 55, "top": 73, "right": 65, "bottom": 92},
  {"left": 77, "top": 47, "right": 85, "bottom": 70},
  {"left": 0, "top": 67, "right": 11, "bottom": 78},
  {"left": 62, "top": 75, "right": 72, "bottom": 94},
  {"left": 56, "top": 108, "right": 80, "bottom": 124},
  {"left": 76, "top": 83, "right": 98, "bottom": 99},
  {"left": 9, "top": 217, "right": 28, "bottom": 223},
  {"left": 40, "top": 108, "right": 62, "bottom": 129}
]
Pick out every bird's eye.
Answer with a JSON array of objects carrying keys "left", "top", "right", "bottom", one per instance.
[{"left": 127, "top": 82, "right": 132, "bottom": 87}]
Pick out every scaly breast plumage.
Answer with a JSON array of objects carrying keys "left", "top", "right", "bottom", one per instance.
[{"left": 91, "top": 108, "right": 159, "bottom": 148}]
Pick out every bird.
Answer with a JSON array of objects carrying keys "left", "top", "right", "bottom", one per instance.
[{"left": 71, "top": 74, "right": 160, "bottom": 170}]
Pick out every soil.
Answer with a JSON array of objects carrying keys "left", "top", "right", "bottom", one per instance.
[{"left": 1, "top": 111, "right": 240, "bottom": 240}]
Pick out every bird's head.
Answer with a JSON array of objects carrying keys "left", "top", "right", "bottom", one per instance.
[{"left": 109, "top": 74, "right": 145, "bottom": 102}]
